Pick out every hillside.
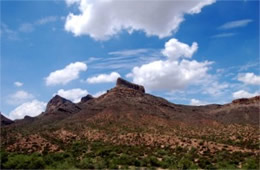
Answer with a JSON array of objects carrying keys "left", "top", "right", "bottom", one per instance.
[{"left": 1, "top": 78, "right": 259, "bottom": 169}]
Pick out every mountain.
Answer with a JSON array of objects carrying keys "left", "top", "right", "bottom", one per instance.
[
  {"left": 1, "top": 78, "right": 259, "bottom": 169},
  {"left": 1, "top": 113, "right": 14, "bottom": 125}
]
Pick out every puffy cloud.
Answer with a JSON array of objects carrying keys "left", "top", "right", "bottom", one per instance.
[
  {"left": 64, "top": 0, "right": 215, "bottom": 40},
  {"left": 218, "top": 19, "right": 253, "bottom": 30},
  {"left": 93, "top": 90, "right": 106, "bottom": 98},
  {"left": 190, "top": 99, "right": 208, "bottom": 106},
  {"left": 14, "top": 81, "right": 23, "bottom": 87},
  {"left": 9, "top": 100, "right": 47, "bottom": 120},
  {"left": 55, "top": 88, "right": 88, "bottom": 103},
  {"left": 7, "top": 90, "right": 34, "bottom": 105},
  {"left": 87, "top": 72, "right": 120, "bottom": 84},
  {"left": 45, "top": 62, "right": 87, "bottom": 86},
  {"left": 162, "top": 38, "right": 198, "bottom": 60},
  {"left": 232, "top": 90, "right": 259, "bottom": 99},
  {"left": 238, "top": 72, "right": 260, "bottom": 85},
  {"left": 127, "top": 38, "right": 212, "bottom": 91}
]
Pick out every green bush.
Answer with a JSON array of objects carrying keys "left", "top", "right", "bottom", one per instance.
[
  {"left": 242, "top": 157, "right": 258, "bottom": 169},
  {"left": 3, "top": 153, "right": 44, "bottom": 169}
]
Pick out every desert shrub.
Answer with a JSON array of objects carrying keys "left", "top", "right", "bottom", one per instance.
[
  {"left": 177, "top": 157, "right": 198, "bottom": 169},
  {"left": 117, "top": 153, "right": 136, "bottom": 165},
  {"left": 198, "top": 158, "right": 215, "bottom": 169},
  {"left": 3, "top": 153, "right": 44, "bottom": 169},
  {"left": 70, "top": 141, "right": 88, "bottom": 157},
  {"left": 216, "top": 160, "right": 236, "bottom": 169},
  {"left": 0, "top": 150, "right": 9, "bottom": 168},
  {"left": 242, "top": 157, "right": 258, "bottom": 169},
  {"left": 78, "top": 157, "right": 95, "bottom": 169}
]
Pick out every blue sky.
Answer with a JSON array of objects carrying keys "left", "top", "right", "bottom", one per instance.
[{"left": 1, "top": 0, "right": 259, "bottom": 120}]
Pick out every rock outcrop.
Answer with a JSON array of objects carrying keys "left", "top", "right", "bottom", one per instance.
[
  {"left": 1, "top": 113, "right": 14, "bottom": 125},
  {"left": 45, "top": 95, "right": 81, "bottom": 114},
  {"left": 81, "top": 94, "right": 94, "bottom": 103},
  {"left": 116, "top": 78, "right": 145, "bottom": 93},
  {"left": 232, "top": 96, "right": 260, "bottom": 105}
]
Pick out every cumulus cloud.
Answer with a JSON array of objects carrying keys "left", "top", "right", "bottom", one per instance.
[
  {"left": 45, "top": 62, "right": 87, "bottom": 86},
  {"left": 7, "top": 90, "right": 34, "bottom": 105},
  {"left": 55, "top": 88, "right": 88, "bottom": 103},
  {"left": 127, "top": 38, "right": 212, "bottom": 91},
  {"left": 238, "top": 72, "right": 260, "bottom": 85},
  {"left": 9, "top": 100, "right": 47, "bottom": 120},
  {"left": 232, "top": 90, "right": 259, "bottom": 99},
  {"left": 87, "top": 72, "right": 120, "bottom": 84},
  {"left": 14, "top": 81, "right": 23, "bottom": 87},
  {"left": 218, "top": 19, "right": 253, "bottom": 30},
  {"left": 64, "top": 0, "right": 215, "bottom": 40},
  {"left": 162, "top": 39, "right": 198, "bottom": 60},
  {"left": 190, "top": 99, "right": 208, "bottom": 106}
]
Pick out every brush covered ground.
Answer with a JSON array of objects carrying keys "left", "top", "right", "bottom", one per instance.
[{"left": 1, "top": 78, "right": 259, "bottom": 169}]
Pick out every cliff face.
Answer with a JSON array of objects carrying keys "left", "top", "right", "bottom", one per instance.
[{"left": 116, "top": 78, "right": 145, "bottom": 93}]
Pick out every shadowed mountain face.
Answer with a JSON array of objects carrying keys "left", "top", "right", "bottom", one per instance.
[
  {"left": 1, "top": 113, "right": 14, "bottom": 126},
  {"left": 44, "top": 95, "right": 81, "bottom": 115},
  {"left": 1, "top": 78, "right": 259, "bottom": 169}
]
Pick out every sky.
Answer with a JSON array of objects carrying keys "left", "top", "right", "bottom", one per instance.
[{"left": 1, "top": 0, "right": 259, "bottom": 120}]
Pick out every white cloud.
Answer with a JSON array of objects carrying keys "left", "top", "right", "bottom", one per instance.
[
  {"left": 162, "top": 38, "right": 198, "bottom": 60},
  {"left": 87, "top": 72, "right": 120, "bottom": 84},
  {"left": 127, "top": 38, "right": 212, "bottom": 91},
  {"left": 9, "top": 100, "right": 47, "bottom": 120},
  {"left": 36, "top": 16, "right": 58, "bottom": 25},
  {"left": 7, "top": 90, "right": 34, "bottom": 105},
  {"left": 202, "top": 82, "right": 229, "bottom": 96},
  {"left": 190, "top": 99, "right": 208, "bottom": 106},
  {"left": 45, "top": 62, "right": 87, "bottom": 86},
  {"left": 93, "top": 90, "right": 106, "bottom": 98},
  {"left": 109, "top": 49, "right": 149, "bottom": 56},
  {"left": 211, "top": 32, "right": 236, "bottom": 38},
  {"left": 64, "top": 0, "right": 215, "bottom": 40},
  {"left": 14, "top": 81, "right": 23, "bottom": 87},
  {"left": 232, "top": 90, "right": 259, "bottom": 99},
  {"left": 1, "top": 23, "right": 19, "bottom": 40},
  {"left": 18, "top": 23, "right": 34, "bottom": 32},
  {"left": 65, "top": 0, "right": 80, "bottom": 6},
  {"left": 238, "top": 72, "right": 260, "bottom": 85},
  {"left": 55, "top": 88, "right": 88, "bottom": 103},
  {"left": 218, "top": 19, "right": 253, "bottom": 29}
]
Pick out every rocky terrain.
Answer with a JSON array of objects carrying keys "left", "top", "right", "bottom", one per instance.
[{"left": 1, "top": 78, "right": 259, "bottom": 169}]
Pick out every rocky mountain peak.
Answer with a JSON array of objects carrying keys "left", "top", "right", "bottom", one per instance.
[
  {"left": 45, "top": 95, "right": 81, "bottom": 114},
  {"left": 116, "top": 78, "right": 145, "bottom": 93},
  {"left": 81, "top": 94, "right": 94, "bottom": 103}
]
